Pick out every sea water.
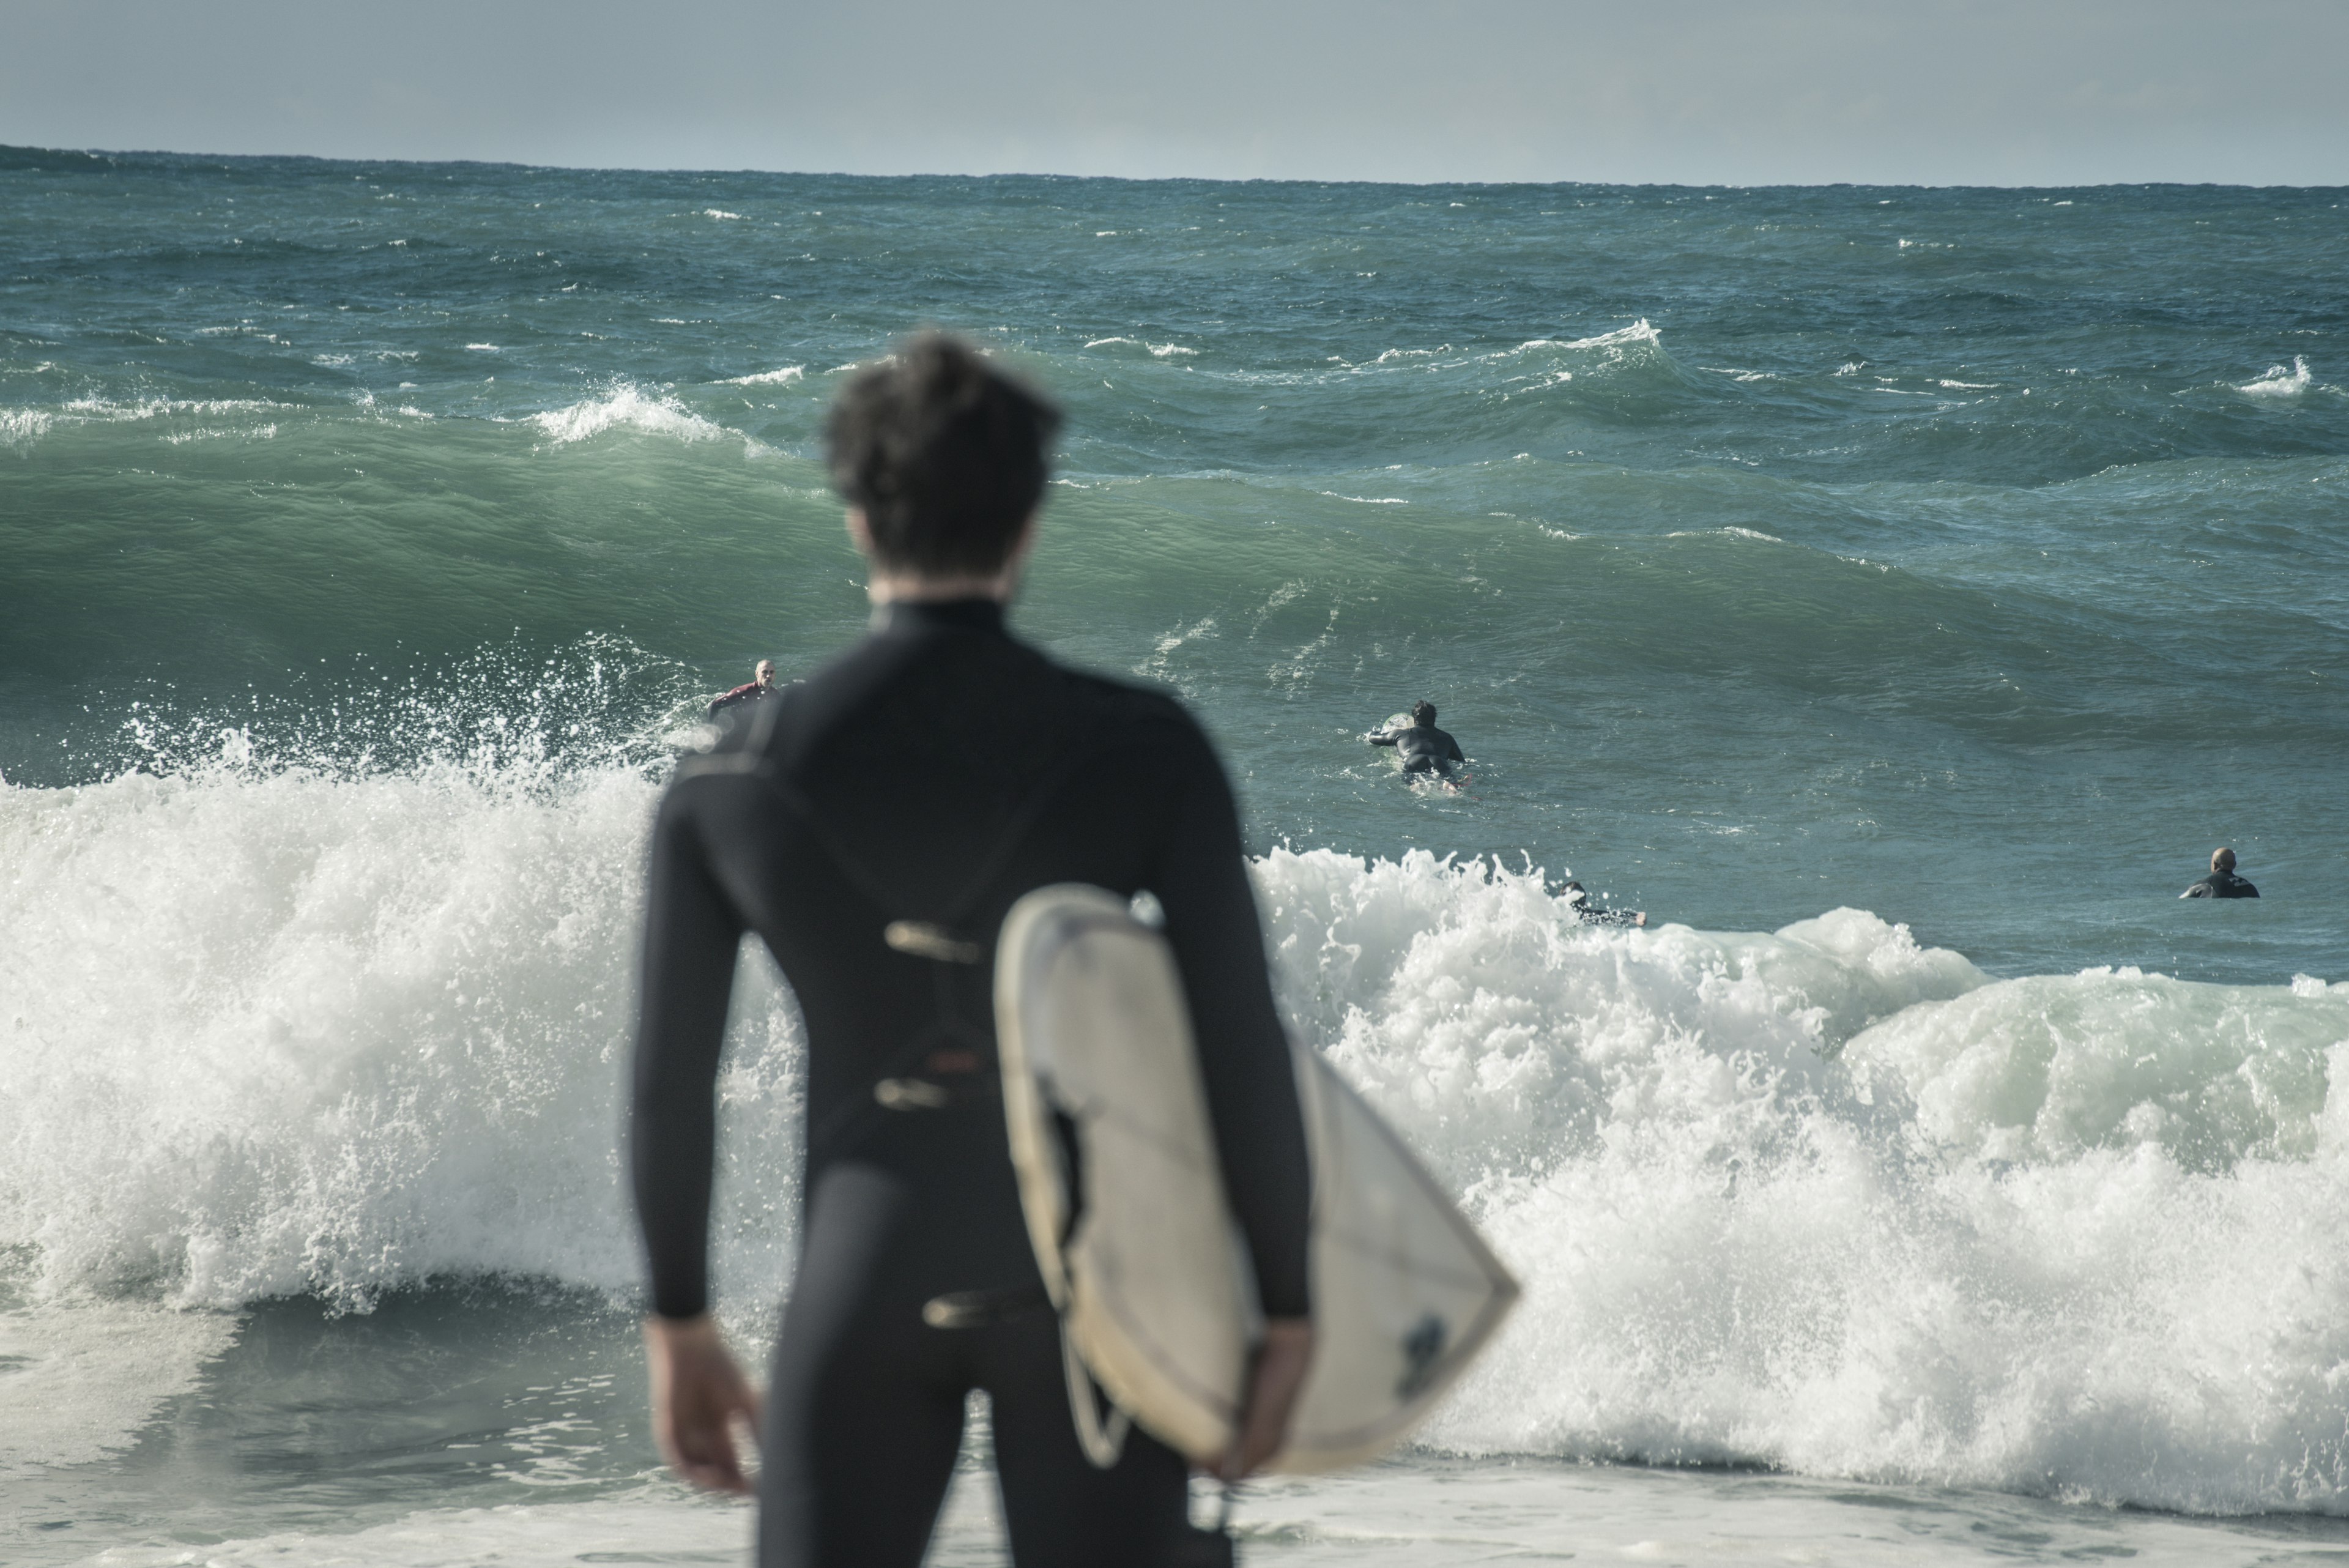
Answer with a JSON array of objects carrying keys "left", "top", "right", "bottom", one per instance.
[{"left": 2, "top": 149, "right": 2346, "bottom": 1564}]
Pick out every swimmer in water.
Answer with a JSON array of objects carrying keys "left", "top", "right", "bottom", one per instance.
[
  {"left": 2181, "top": 846, "right": 2260, "bottom": 899},
  {"left": 1564, "top": 880, "right": 1647, "bottom": 927},
  {"left": 1366, "top": 700, "right": 1465, "bottom": 778},
  {"left": 707, "top": 660, "right": 779, "bottom": 722}
]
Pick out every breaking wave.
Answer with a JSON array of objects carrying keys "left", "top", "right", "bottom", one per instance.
[
  {"left": 2, "top": 713, "right": 2345, "bottom": 1515},
  {"left": 2238, "top": 356, "right": 2314, "bottom": 398},
  {"left": 527, "top": 384, "right": 732, "bottom": 446}
]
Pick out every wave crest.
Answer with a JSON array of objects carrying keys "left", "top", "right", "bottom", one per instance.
[
  {"left": 2238, "top": 355, "right": 2314, "bottom": 398},
  {"left": 4, "top": 764, "right": 2345, "bottom": 1514},
  {"left": 529, "top": 384, "right": 729, "bottom": 447}
]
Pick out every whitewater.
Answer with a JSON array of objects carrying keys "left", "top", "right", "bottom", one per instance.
[{"left": 3, "top": 151, "right": 2346, "bottom": 1563}]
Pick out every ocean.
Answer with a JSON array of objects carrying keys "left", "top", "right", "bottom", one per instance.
[{"left": 2, "top": 147, "right": 2346, "bottom": 1565}]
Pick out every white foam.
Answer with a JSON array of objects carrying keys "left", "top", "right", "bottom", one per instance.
[
  {"left": 528, "top": 385, "right": 729, "bottom": 447},
  {"left": 1246, "top": 850, "right": 2349, "bottom": 1512},
  {"left": 720, "top": 365, "right": 805, "bottom": 386},
  {"left": 161, "top": 423, "right": 276, "bottom": 444},
  {"left": 0, "top": 752, "right": 802, "bottom": 1313},
  {"left": 2238, "top": 355, "right": 2313, "bottom": 398},
  {"left": 1842, "top": 967, "right": 2349, "bottom": 1165},
  {"left": 701, "top": 209, "right": 743, "bottom": 220},
  {"left": 59, "top": 396, "right": 285, "bottom": 422},
  {"left": 1, "top": 396, "right": 289, "bottom": 445},
  {"left": 1560, "top": 319, "right": 1661, "bottom": 352},
  {"left": 7, "top": 778, "right": 2349, "bottom": 1515},
  {"left": 0, "top": 408, "right": 53, "bottom": 446},
  {"left": 1083, "top": 337, "right": 1198, "bottom": 358},
  {"left": 1666, "top": 526, "right": 1785, "bottom": 543}
]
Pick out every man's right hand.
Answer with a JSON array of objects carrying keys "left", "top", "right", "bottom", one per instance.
[
  {"left": 643, "top": 1313, "right": 763, "bottom": 1494},
  {"left": 1218, "top": 1317, "right": 1315, "bottom": 1481}
]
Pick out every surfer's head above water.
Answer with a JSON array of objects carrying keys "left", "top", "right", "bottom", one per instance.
[
  {"left": 1411, "top": 700, "right": 1436, "bottom": 727},
  {"left": 753, "top": 660, "right": 775, "bottom": 685},
  {"left": 2182, "top": 845, "right": 2258, "bottom": 899},
  {"left": 827, "top": 332, "right": 1063, "bottom": 593}
]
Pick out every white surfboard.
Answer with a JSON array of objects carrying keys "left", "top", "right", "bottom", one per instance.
[{"left": 995, "top": 884, "right": 1518, "bottom": 1473}]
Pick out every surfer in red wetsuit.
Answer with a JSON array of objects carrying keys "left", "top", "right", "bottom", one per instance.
[{"left": 707, "top": 660, "right": 778, "bottom": 721}]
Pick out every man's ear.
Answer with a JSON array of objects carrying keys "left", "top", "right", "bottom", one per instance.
[
  {"left": 845, "top": 508, "right": 875, "bottom": 558},
  {"left": 1004, "top": 511, "right": 1040, "bottom": 573}
]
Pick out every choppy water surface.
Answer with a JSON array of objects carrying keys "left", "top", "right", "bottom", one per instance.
[{"left": 2, "top": 149, "right": 2346, "bottom": 1564}]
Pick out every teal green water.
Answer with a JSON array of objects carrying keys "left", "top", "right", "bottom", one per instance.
[
  {"left": 4, "top": 153, "right": 2343, "bottom": 977},
  {"left": 4, "top": 151, "right": 2349, "bottom": 1564}
]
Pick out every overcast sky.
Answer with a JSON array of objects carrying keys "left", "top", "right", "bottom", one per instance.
[{"left": 6, "top": 0, "right": 2345, "bottom": 185}]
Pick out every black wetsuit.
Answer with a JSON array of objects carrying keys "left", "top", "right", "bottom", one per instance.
[
  {"left": 1564, "top": 887, "right": 1642, "bottom": 927},
  {"left": 1368, "top": 722, "right": 1464, "bottom": 776},
  {"left": 2183, "top": 870, "right": 2260, "bottom": 899},
  {"left": 632, "top": 599, "right": 1312, "bottom": 1568}
]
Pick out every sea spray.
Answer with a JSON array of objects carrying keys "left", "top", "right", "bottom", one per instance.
[
  {"left": 1283, "top": 852, "right": 2349, "bottom": 1510},
  {"left": 0, "top": 657, "right": 799, "bottom": 1313},
  {"left": 8, "top": 749, "right": 2347, "bottom": 1511}
]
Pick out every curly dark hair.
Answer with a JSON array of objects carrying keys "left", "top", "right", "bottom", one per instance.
[{"left": 825, "top": 332, "right": 1062, "bottom": 578}]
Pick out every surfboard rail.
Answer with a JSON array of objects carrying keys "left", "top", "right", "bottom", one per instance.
[{"left": 995, "top": 883, "right": 1520, "bottom": 1474}]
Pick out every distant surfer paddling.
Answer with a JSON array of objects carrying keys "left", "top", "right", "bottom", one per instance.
[
  {"left": 631, "top": 333, "right": 1314, "bottom": 1566},
  {"left": 1365, "top": 700, "right": 1465, "bottom": 780},
  {"left": 707, "top": 659, "right": 779, "bottom": 721},
  {"left": 1563, "top": 880, "right": 1647, "bottom": 928},
  {"left": 2181, "top": 846, "right": 2259, "bottom": 899}
]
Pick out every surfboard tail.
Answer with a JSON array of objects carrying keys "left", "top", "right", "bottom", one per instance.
[{"left": 996, "top": 883, "right": 1520, "bottom": 1476}]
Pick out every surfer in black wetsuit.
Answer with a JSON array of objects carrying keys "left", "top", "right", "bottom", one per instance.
[
  {"left": 2181, "top": 846, "right": 2260, "bottom": 899},
  {"left": 1563, "top": 880, "right": 1647, "bottom": 928},
  {"left": 631, "top": 335, "right": 1315, "bottom": 1568},
  {"left": 1366, "top": 700, "right": 1465, "bottom": 778},
  {"left": 707, "top": 659, "right": 779, "bottom": 721}
]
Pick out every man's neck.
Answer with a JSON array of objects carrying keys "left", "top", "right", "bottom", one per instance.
[{"left": 865, "top": 572, "right": 1017, "bottom": 606}]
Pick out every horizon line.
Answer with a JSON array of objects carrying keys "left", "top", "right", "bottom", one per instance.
[{"left": 7, "top": 143, "right": 2345, "bottom": 195}]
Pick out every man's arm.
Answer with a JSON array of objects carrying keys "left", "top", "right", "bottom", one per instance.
[
  {"left": 633, "top": 780, "right": 748, "bottom": 1316},
  {"left": 1365, "top": 729, "right": 1399, "bottom": 747},
  {"left": 1444, "top": 734, "right": 1465, "bottom": 763},
  {"left": 1149, "top": 719, "right": 1316, "bottom": 1474},
  {"left": 631, "top": 778, "right": 762, "bottom": 1491}
]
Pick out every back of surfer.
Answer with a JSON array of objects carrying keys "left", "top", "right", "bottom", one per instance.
[
  {"left": 2181, "top": 846, "right": 2260, "bottom": 899},
  {"left": 1366, "top": 700, "right": 1465, "bottom": 778},
  {"left": 707, "top": 658, "right": 778, "bottom": 721},
  {"left": 631, "top": 333, "right": 1315, "bottom": 1567}
]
